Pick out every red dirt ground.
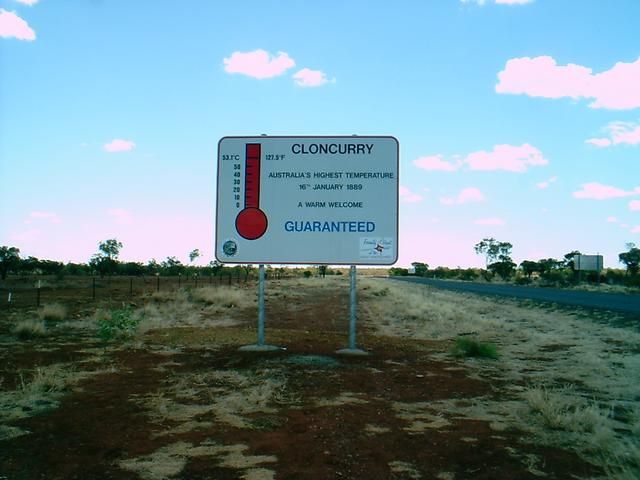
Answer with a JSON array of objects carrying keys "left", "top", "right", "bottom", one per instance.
[{"left": 0, "top": 280, "right": 601, "bottom": 480}]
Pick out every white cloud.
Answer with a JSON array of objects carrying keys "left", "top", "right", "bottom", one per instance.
[
  {"left": 606, "top": 216, "right": 619, "bottom": 223},
  {"left": 630, "top": 200, "right": 640, "bottom": 211},
  {"left": 15, "top": 0, "right": 39, "bottom": 5},
  {"left": 440, "top": 187, "right": 485, "bottom": 205},
  {"left": 0, "top": 9, "right": 35, "bottom": 40},
  {"left": 496, "top": 55, "right": 640, "bottom": 110},
  {"left": 464, "top": 143, "right": 548, "bottom": 172},
  {"left": 536, "top": 176, "right": 558, "bottom": 189},
  {"left": 573, "top": 182, "right": 640, "bottom": 200},
  {"left": 413, "top": 155, "right": 460, "bottom": 172},
  {"left": 103, "top": 139, "right": 135, "bottom": 152},
  {"left": 585, "top": 138, "right": 612, "bottom": 147},
  {"left": 223, "top": 49, "right": 295, "bottom": 79},
  {"left": 399, "top": 185, "right": 422, "bottom": 203},
  {"left": 632, "top": 225, "right": 640, "bottom": 234},
  {"left": 474, "top": 217, "right": 506, "bottom": 226},
  {"left": 586, "top": 121, "right": 640, "bottom": 147},
  {"left": 293, "top": 68, "right": 331, "bottom": 87},
  {"left": 415, "top": 144, "right": 547, "bottom": 174}
]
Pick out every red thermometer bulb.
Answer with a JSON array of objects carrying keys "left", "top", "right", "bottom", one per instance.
[{"left": 235, "top": 143, "right": 268, "bottom": 240}]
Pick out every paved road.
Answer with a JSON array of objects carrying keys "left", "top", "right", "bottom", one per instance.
[{"left": 389, "top": 277, "right": 640, "bottom": 315}]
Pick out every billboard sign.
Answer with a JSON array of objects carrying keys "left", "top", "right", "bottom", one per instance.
[
  {"left": 215, "top": 136, "right": 399, "bottom": 265},
  {"left": 573, "top": 254, "right": 604, "bottom": 271}
]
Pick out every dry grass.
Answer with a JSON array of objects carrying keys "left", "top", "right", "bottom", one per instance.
[
  {"left": 0, "top": 362, "right": 118, "bottom": 440},
  {"left": 191, "top": 286, "right": 255, "bottom": 309},
  {"left": 137, "top": 286, "right": 257, "bottom": 333},
  {"left": 38, "top": 303, "right": 67, "bottom": 321},
  {"left": 134, "top": 368, "right": 288, "bottom": 431},
  {"left": 361, "top": 277, "right": 640, "bottom": 478},
  {"left": 118, "top": 439, "right": 276, "bottom": 480},
  {"left": 392, "top": 401, "right": 451, "bottom": 433},
  {"left": 14, "top": 319, "right": 48, "bottom": 339},
  {"left": 389, "top": 460, "right": 422, "bottom": 479},
  {"left": 315, "top": 392, "right": 369, "bottom": 408}
]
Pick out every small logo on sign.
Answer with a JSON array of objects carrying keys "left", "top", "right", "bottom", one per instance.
[
  {"left": 223, "top": 240, "right": 238, "bottom": 257},
  {"left": 360, "top": 237, "right": 393, "bottom": 259}
]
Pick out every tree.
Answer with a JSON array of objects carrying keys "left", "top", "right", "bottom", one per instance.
[
  {"left": 0, "top": 246, "right": 20, "bottom": 280},
  {"left": 90, "top": 239, "right": 123, "bottom": 277},
  {"left": 89, "top": 254, "right": 113, "bottom": 278},
  {"left": 161, "top": 256, "right": 184, "bottom": 276},
  {"left": 207, "top": 260, "right": 222, "bottom": 276},
  {"left": 19, "top": 256, "right": 41, "bottom": 275},
  {"left": 488, "top": 259, "right": 516, "bottom": 280},
  {"left": 538, "top": 258, "right": 563, "bottom": 275},
  {"left": 411, "top": 262, "right": 429, "bottom": 276},
  {"left": 99, "top": 239, "right": 123, "bottom": 261},
  {"left": 474, "top": 238, "right": 513, "bottom": 268},
  {"left": 563, "top": 250, "right": 582, "bottom": 270},
  {"left": 317, "top": 265, "right": 328, "bottom": 278},
  {"left": 619, "top": 243, "right": 640, "bottom": 276},
  {"left": 519, "top": 260, "right": 538, "bottom": 278},
  {"left": 146, "top": 259, "right": 160, "bottom": 275},
  {"left": 188, "top": 249, "right": 201, "bottom": 264},
  {"left": 389, "top": 267, "right": 409, "bottom": 276},
  {"left": 119, "top": 262, "right": 146, "bottom": 276}
]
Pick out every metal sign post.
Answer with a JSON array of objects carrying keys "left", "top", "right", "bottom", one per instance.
[
  {"left": 239, "top": 264, "right": 281, "bottom": 352},
  {"left": 258, "top": 264, "right": 265, "bottom": 345},
  {"left": 336, "top": 266, "right": 369, "bottom": 356}
]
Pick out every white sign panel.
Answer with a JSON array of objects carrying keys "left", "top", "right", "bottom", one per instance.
[
  {"left": 215, "top": 136, "right": 399, "bottom": 265},
  {"left": 574, "top": 254, "right": 603, "bottom": 271}
]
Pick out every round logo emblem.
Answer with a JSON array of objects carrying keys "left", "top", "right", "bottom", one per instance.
[{"left": 223, "top": 240, "right": 238, "bottom": 257}]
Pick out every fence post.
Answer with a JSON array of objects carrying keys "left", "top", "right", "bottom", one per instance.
[
  {"left": 37, "top": 280, "right": 41, "bottom": 307},
  {"left": 156, "top": 273, "right": 160, "bottom": 292},
  {"left": 92, "top": 277, "right": 96, "bottom": 300},
  {"left": 195, "top": 274, "right": 198, "bottom": 288},
  {"left": 228, "top": 274, "right": 231, "bottom": 286},
  {"left": 129, "top": 277, "right": 133, "bottom": 295}
]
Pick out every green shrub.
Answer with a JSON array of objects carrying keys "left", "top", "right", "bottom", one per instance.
[
  {"left": 452, "top": 337, "right": 499, "bottom": 360},
  {"left": 515, "top": 276, "right": 532, "bottom": 285},
  {"left": 98, "top": 305, "right": 142, "bottom": 341},
  {"left": 303, "top": 270, "right": 312, "bottom": 278}
]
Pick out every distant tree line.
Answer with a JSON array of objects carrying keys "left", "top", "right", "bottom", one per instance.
[
  {"left": 0, "top": 240, "right": 253, "bottom": 281},
  {"left": 392, "top": 239, "right": 640, "bottom": 287},
  {"left": 0, "top": 240, "right": 348, "bottom": 282}
]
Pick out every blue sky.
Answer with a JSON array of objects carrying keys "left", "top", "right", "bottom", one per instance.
[{"left": 1, "top": 0, "right": 639, "bottom": 268}]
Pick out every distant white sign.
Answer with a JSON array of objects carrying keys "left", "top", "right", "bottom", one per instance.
[
  {"left": 215, "top": 136, "right": 399, "bottom": 264},
  {"left": 573, "top": 255, "right": 603, "bottom": 271}
]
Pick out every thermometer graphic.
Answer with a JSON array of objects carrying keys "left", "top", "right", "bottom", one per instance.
[{"left": 235, "top": 143, "right": 268, "bottom": 240}]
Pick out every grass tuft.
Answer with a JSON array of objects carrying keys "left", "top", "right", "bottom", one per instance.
[
  {"left": 191, "top": 286, "right": 254, "bottom": 309},
  {"left": 451, "top": 336, "right": 500, "bottom": 360},
  {"left": 14, "top": 319, "right": 48, "bottom": 339},
  {"left": 38, "top": 303, "right": 67, "bottom": 321}
]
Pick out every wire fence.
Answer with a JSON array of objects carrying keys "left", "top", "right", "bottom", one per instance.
[{"left": 0, "top": 272, "right": 269, "bottom": 310}]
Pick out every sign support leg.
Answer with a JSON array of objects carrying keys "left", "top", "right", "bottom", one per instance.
[
  {"left": 349, "top": 265, "right": 356, "bottom": 349},
  {"left": 258, "top": 264, "right": 265, "bottom": 346},
  {"left": 337, "top": 265, "right": 369, "bottom": 356},
  {"left": 239, "top": 264, "right": 282, "bottom": 353}
]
